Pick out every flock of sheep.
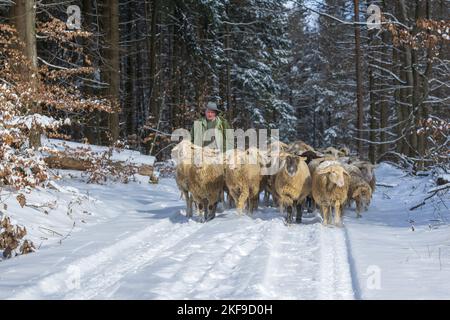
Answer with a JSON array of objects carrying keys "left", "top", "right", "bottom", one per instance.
[{"left": 171, "top": 139, "right": 376, "bottom": 226}]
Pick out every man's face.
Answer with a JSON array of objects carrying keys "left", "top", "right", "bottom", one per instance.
[{"left": 205, "top": 109, "right": 217, "bottom": 121}]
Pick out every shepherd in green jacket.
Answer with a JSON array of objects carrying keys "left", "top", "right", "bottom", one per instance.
[{"left": 191, "top": 101, "right": 233, "bottom": 152}]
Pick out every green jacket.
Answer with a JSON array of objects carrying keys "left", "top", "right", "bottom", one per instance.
[{"left": 191, "top": 116, "right": 233, "bottom": 151}]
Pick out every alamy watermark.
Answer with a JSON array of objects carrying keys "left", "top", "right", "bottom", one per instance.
[
  {"left": 366, "top": 4, "right": 382, "bottom": 30},
  {"left": 171, "top": 124, "right": 285, "bottom": 175},
  {"left": 66, "top": 5, "right": 81, "bottom": 30},
  {"left": 365, "top": 265, "right": 381, "bottom": 290}
]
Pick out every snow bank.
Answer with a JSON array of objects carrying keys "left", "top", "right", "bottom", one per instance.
[
  {"left": 345, "top": 163, "right": 450, "bottom": 299},
  {"left": 42, "top": 138, "right": 155, "bottom": 166}
]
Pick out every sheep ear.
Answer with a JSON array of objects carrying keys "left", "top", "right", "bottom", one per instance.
[
  {"left": 279, "top": 152, "right": 289, "bottom": 160},
  {"left": 316, "top": 166, "right": 332, "bottom": 175},
  {"left": 352, "top": 188, "right": 361, "bottom": 198}
]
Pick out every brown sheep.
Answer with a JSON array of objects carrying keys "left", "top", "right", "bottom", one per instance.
[
  {"left": 306, "top": 156, "right": 338, "bottom": 212},
  {"left": 351, "top": 160, "right": 376, "bottom": 192},
  {"left": 188, "top": 162, "right": 224, "bottom": 222},
  {"left": 258, "top": 143, "right": 285, "bottom": 207},
  {"left": 224, "top": 148, "right": 262, "bottom": 214},
  {"left": 350, "top": 177, "right": 372, "bottom": 218},
  {"left": 274, "top": 153, "right": 311, "bottom": 224},
  {"left": 172, "top": 140, "right": 195, "bottom": 217},
  {"left": 172, "top": 140, "right": 224, "bottom": 221},
  {"left": 268, "top": 140, "right": 288, "bottom": 153},
  {"left": 287, "top": 140, "right": 315, "bottom": 155},
  {"left": 342, "top": 164, "right": 373, "bottom": 217},
  {"left": 321, "top": 146, "right": 349, "bottom": 158},
  {"left": 312, "top": 161, "right": 350, "bottom": 226},
  {"left": 338, "top": 146, "right": 351, "bottom": 157},
  {"left": 308, "top": 156, "right": 338, "bottom": 176}
]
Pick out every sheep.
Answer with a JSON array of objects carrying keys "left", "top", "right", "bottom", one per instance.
[
  {"left": 338, "top": 146, "right": 351, "bottom": 157},
  {"left": 172, "top": 140, "right": 195, "bottom": 217},
  {"left": 287, "top": 140, "right": 322, "bottom": 164},
  {"left": 268, "top": 140, "right": 288, "bottom": 153},
  {"left": 257, "top": 142, "right": 286, "bottom": 207},
  {"left": 188, "top": 162, "right": 224, "bottom": 222},
  {"left": 172, "top": 140, "right": 224, "bottom": 221},
  {"left": 224, "top": 148, "right": 262, "bottom": 214},
  {"left": 342, "top": 164, "right": 373, "bottom": 217},
  {"left": 349, "top": 176, "right": 372, "bottom": 218},
  {"left": 321, "top": 146, "right": 348, "bottom": 158},
  {"left": 273, "top": 153, "right": 311, "bottom": 224},
  {"left": 306, "top": 156, "right": 339, "bottom": 212},
  {"left": 308, "top": 156, "right": 337, "bottom": 176},
  {"left": 351, "top": 160, "right": 376, "bottom": 192},
  {"left": 287, "top": 140, "right": 315, "bottom": 155},
  {"left": 312, "top": 161, "right": 350, "bottom": 226}
]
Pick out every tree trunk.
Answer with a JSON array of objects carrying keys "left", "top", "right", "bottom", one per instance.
[
  {"left": 353, "top": 0, "right": 364, "bottom": 157},
  {"left": 125, "top": 2, "right": 136, "bottom": 137},
  {"left": 368, "top": 29, "right": 377, "bottom": 164},
  {"left": 107, "top": 0, "right": 120, "bottom": 143},
  {"left": 82, "top": 0, "right": 98, "bottom": 144},
  {"left": 13, "top": 0, "right": 40, "bottom": 149},
  {"left": 398, "top": 0, "right": 414, "bottom": 156},
  {"left": 147, "top": 0, "right": 159, "bottom": 118}
]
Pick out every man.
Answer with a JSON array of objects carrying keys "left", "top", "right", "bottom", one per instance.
[{"left": 191, "top": 101, "right": 232, "bottom": 151}]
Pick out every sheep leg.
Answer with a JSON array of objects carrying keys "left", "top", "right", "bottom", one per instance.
[
  {"left": 228, "top": 189, "right": 238, "bottom": 210},
  {"left": 207, "top": 203, "right": 217, "bottom": 221},
  {"left": 263, "top": 190, "right": 270, "bottom": 207},
  {"left": 228, "top": 194, "right": 235, "bottom": 209},
  {"left": 202, "top": 200, "right": 208, "bottom": 223},
  {"left": 322, "top": 206, "right": 329, "bottom": 225},
  {"left": 295, "top": 201, "right": 303, "bottom": 224},
  {"left": 247, "top": 197, "right": 254, "bottom": 215},
  {"left": 356, "top": 200, "right": 362, "bottom": 218},
  {"left": 237, "top": 190, "right": 249, "bottom": 215},
  {"left": 279, "top": 203, "right": 284, "bottom": 215},
  {"left": 335, "top": 202, "right": 343, "bottom": 227},
  {"left": 250, "top": 193, "right": 258, "bottom": 214},
  {"left": 273, "top": 197, "right": 279, "bottom": 207},
  {"left": 286, "top": 205, "right": 293, "bottom": 224},
  {"left": 185, "top": 192, "right": 193, "bottom": 218},
  {"left": 306, "top": 197, "right": 313, "bottom": 213}
]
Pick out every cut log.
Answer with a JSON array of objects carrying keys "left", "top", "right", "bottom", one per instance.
[
  {"left": 44, "top": 155, "right": 154, "bottom": 177},
  {"left": 138, "top": 165, "right": 154, "bottom": 177},
  {"left": 44, "top": 156, "right": 91, "bottom": 171}
]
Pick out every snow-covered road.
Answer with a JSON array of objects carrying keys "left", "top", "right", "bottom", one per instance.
[
  {"left": 1, "top": 163, "right": 449, "bottom": 299},
  {"left": 0, "top": 177, "right": 356, "bottom": 299}
]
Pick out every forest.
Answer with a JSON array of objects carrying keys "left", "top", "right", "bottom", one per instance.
[{"left": 0, "top": 0, "right": 448, "bottom": 170}]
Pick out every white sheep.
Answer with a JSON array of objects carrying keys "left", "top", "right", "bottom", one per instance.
[{"left": 312, "top": 161, "right": 350, "bottom": 226}]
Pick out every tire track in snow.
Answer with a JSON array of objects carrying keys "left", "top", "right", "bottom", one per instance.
[
  {"left": 64, "top": 217, "right": 207, "bottom": 299},
  {"left": 317, "top": 225, "right": 355, "bottom": 299},
  {"left": 145, "top": 214, "right": 271, "bottom": 299},
  {"left": 11, "top": 213, "right": 202, "bottom": 299},
  {"left": 188, "top": 218, "right": 272, "bottom": 299},
  {"left": 256, "top": 219, "right": 322, "bottom": 299}
]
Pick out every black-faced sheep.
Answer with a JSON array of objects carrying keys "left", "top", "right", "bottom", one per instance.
[{"left": 312, "top": 161, "right": 350, "bottom": 226}]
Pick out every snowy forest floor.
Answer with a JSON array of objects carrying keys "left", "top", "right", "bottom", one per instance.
[{"left": 0, "top": 163, "right": 449, "bottom": 299}]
